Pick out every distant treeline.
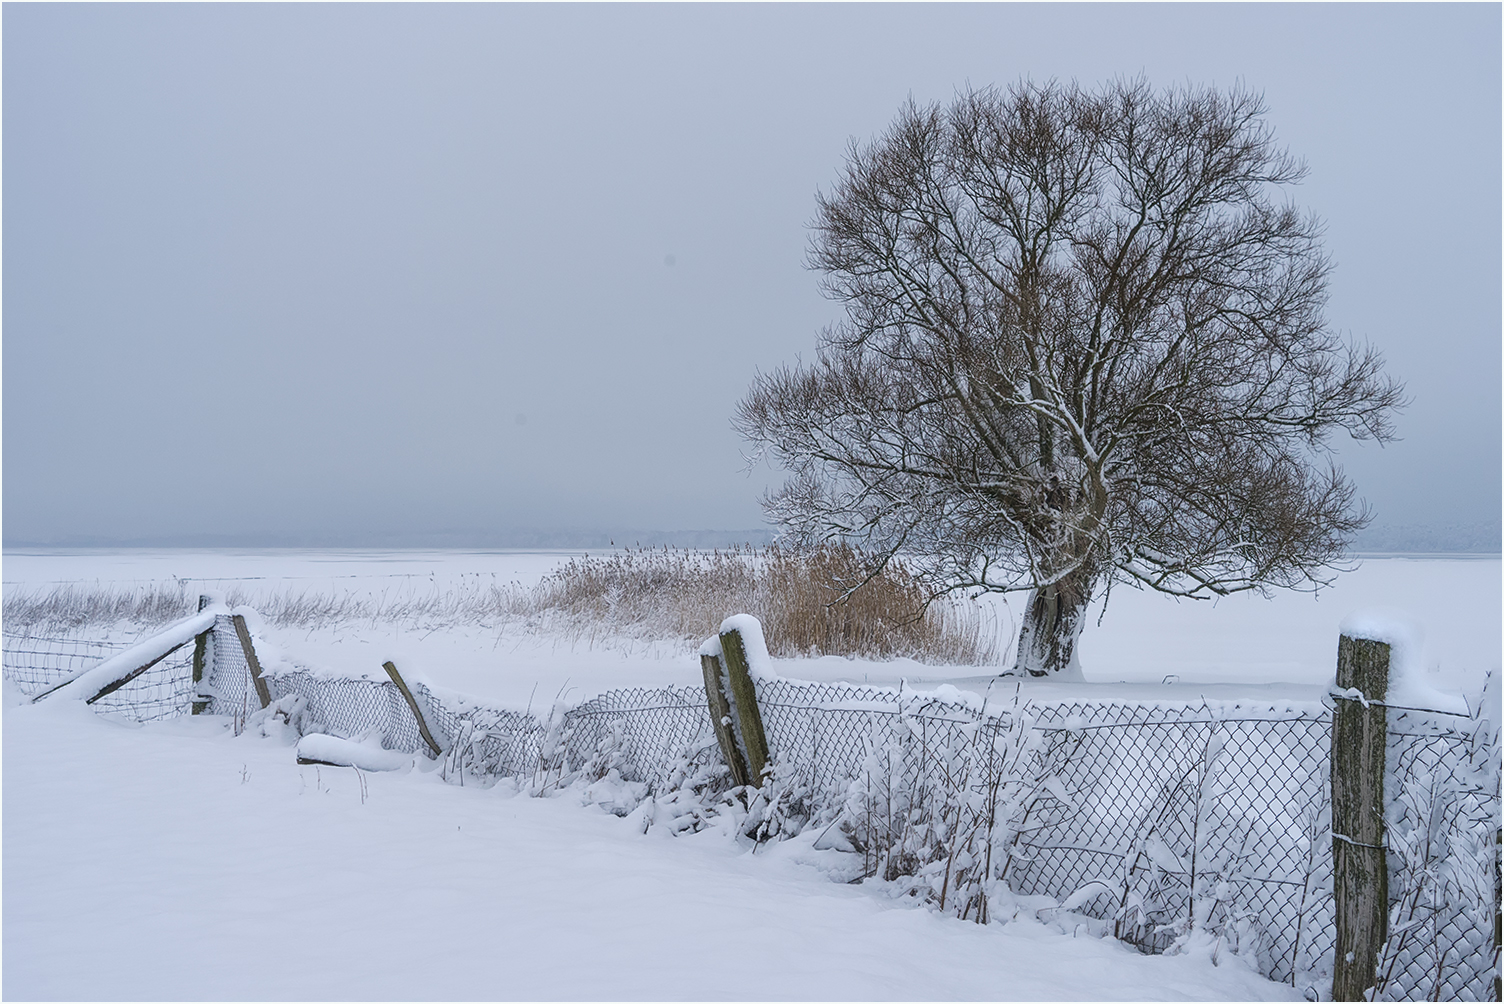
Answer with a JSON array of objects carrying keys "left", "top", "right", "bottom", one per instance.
[
  {"left": 1351, "top": 520, "right": 1501, "bottom": 554},
  {"left": 2, "top": 528, "right": 780, "bottom": 550},
  {"left": 5, "top": 522, "right": 1498, "bottom": 554}
]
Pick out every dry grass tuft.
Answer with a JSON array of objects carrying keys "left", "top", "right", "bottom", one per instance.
[
  {"left": 3, "top": 545, "right": 999, "bottom": 664},
  {"left": 2, "top": 582, "right": 195, "bottom": 634},
  {"left": 537, "top": 544, "right": 997, "bottom": 663}
]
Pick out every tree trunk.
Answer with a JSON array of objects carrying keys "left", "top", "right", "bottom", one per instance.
[{"left": 1011, "top": 567, "right": 1094, "bottom": 676}]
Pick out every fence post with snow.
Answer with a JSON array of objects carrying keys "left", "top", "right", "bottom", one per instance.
[
  {"left": 190, "top": 594, "right": 213, "bottom": 714},
  {"left": 700, "top": 646, "right": 750, "bottom": 787},
  {"left": 1330, "top": 626, "right": 1391, "bottom": 1001},
  {"left": 700, "top": 615, "right": 771, "bottom": 789}
]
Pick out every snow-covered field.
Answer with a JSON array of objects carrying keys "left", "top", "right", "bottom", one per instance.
[
  {"left": 4, "top": 549, "right": 1498, "bottom": 1000},
  {"left": 4, "top": 548, "right": 1498, "bottom": 707},
  {"left": 4, "top": 693, "right": 1305, "bottom": 1002}
]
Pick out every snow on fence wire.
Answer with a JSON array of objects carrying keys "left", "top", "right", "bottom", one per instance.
[
  {"left": 2, "top": 631, "right": 196, "bottom": 721},
  {"left": 751, "top": 679, "right": 1339, "bottom": 985},
  {"left": 4, "top": 608, "right": 1497, "bottom": 1001},
  {"left": 1378, "top": 716, "right": 1499, "bottom": 1001}
]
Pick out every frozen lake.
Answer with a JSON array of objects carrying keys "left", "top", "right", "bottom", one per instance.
[{"left": 4, "top": 548, "right": 1498, "bottom": 709}]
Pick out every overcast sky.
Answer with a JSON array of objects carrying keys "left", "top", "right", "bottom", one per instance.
[{"left": 5, "top": 4, "right": 1499, "bottom": 548}]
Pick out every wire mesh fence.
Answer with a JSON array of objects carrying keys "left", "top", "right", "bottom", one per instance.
[
  {"left": 1010, "top": 703, "right": 1334, "bottom": 970},
  {"left": 556, "top": 686, "right": 717, "bottom": 790},
  {"left": 3, "top": 630, "right": 196, "bottom": 722},
  {"left": 2, "top": 632, "right": 131, "bottom": 694},
  {"left": 4, "top": 615, "right": 1497, "bottom": 1000}
]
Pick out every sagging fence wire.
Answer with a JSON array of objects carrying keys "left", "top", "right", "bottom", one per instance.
[
  {"left": 3, "top": 631, "right": 196, "bottom": 722},
  {"left": 4, "top": 613, "right": 1497, "bottom": 1001}
]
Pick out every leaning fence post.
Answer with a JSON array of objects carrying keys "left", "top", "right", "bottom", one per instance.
[
  {"left": 1331, "top": 631, "right": 1391, "bottom": 1001},
  {"left": 231, "top": 614, "right": 272, "bottom": 710},
  {"left": 191, "top": 595, "right": 212, "bottom": 715},
  {"left": 383, "top": 660, "right": 443, "bottom": 759},
  {"left": 719, "top": 622, "right": 770, "bottom": 788},
  {"left": 701, "top": 650, "right": 750, "bottom": 787}
]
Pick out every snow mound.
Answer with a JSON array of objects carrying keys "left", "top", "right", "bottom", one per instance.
[{"left": 296, "top": 734, "right": 414, "bottom": 772}]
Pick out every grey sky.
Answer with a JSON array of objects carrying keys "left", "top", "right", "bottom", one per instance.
[{"left": 5, "top": 4, "right": 1499, "bottom": 548}]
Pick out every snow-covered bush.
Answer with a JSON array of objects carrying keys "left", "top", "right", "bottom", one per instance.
[
  {"left": 530, "top": 704, "right": 576, "bottom": 795},
  {"left": 245, "top": 693, "right": 312, "bottom": 742},
  {"left": 825, "top": 696, "right": 1080, "bottom": 925},
  {"left": 1371, "top": 674, "right": 1501, "bottom": 1001},
  {"left": 598, "top": 735, "right": 739, "bottom": 836}
]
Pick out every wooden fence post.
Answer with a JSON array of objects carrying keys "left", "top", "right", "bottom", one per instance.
[
  {"left": 191, "top": 595, "right": 212, "bottom": 715},
  {"left": 1331, "top": 633, "right": 1391, "bottom": 1001},
  {"left": 231, "top": 614, "right": 272, "bottom": 710},
  {"left": 719, "top": 624, "right": 770, "bottom": 788},
  {"left": 383, "top": 660, "right": 443, "bottom": 759},
  {"left": 701, "top": 652, "right": 750, "bottom": 787}
]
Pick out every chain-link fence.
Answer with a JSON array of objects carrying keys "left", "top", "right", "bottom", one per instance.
[
  {"left": 749, "top": 680, "right": 1340, "bottom": 985},
  {"left": 1378, "top": 715, "right": 1500, "bottom": 1001},
  {"left": 5, "top": 615, "right": 1497, "bottom": 1000}
]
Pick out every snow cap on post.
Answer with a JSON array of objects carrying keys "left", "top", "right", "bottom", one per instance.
[
  {"left": 1337, "top": 610, "right": 1466, "bottom": 715},
  {"left": 718, "top": 613, "right": 773, "bottom": 682},
  {"left": 1338, "top": 610, "right": 1418, "bottom": 670}
]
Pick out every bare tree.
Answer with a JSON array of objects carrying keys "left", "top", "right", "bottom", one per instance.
[{"left": 736, "top": 80, "right": 1404, "bottom": 676}]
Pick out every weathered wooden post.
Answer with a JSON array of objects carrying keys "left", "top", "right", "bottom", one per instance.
[
  {"left": 701, "top": 650, "right": 750, "bottom": 787},
  {"left": 719, "top": 621, "right": 770, "bottom": 788},
  {"left": 1331, "top": 631, "right": 1391, "bottom": 1001},
  {"left": 191, "top": 594, "right": 212, "bottom": 715},
  {"left": 383, "top": 660, "right": 444, "bottom": 759},
  {"left": 231, "top": 614, "right": 272, "bottom": 710}
]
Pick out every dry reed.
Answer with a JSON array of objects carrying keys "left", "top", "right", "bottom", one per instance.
[
  {"left": 535, "top": 544, "right": 997, "bottom": 662},
  {"left": 3, "top": 545, "right": 999, "bottom": 664}
]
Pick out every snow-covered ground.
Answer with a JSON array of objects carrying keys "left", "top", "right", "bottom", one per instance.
[
  {"left": 3, "top": 690, "right": 1302, "bottom": 1001},
  {"left": 4, "top": 548, "right": 1497, "bottom": 1000}
]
